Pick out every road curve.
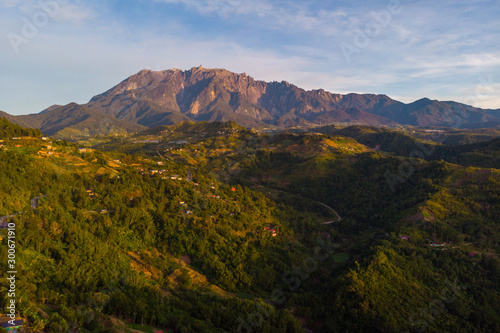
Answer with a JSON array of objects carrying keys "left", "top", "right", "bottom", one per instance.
[
  {"left": 0, "top": 195, "right": 46, "bottom": 223},
  {"left": 318, "top": 202, "right": 342, "bottom": 222}
]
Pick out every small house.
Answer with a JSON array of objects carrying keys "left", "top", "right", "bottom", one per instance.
[
  {"left": 264, "top": 226, "right": 277, "bottom": 237},
  {"left": 399, "top": 235, "right": 409, "bottom": 241}
]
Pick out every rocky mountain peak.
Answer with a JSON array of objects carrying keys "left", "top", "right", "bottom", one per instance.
[{"left": 5, "top": 67, "right": 498, "bottom": 137}]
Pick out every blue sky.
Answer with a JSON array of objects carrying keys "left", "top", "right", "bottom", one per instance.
[{"left": 1, "top": 0, "right": 499, "bottom": 115}]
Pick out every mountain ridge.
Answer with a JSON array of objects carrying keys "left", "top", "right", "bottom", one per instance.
[{"left": 2, "top": 66, "right": 500, "bottom": 137}]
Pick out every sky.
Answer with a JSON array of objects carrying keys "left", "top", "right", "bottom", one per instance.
[{"left": 1, "top": 0, "right": 499, "bottom": 115}]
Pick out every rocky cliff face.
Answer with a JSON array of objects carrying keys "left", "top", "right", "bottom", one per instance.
[{"left": 86, "top": 66, "right": 404, "bottom": 127}]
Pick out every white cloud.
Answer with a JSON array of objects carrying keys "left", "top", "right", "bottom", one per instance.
[
  {"left": 0, "top": 0, "right": 20, "bottom": 8},
  {"left": 158, "top": 0, "right": 351, "bottom": 36},
  {"left": 390, "top": 24, "right": 415, "bottom": 43},
  {"left": 158, "top": 0, "right": 249, "bottom": 16},
  {"left": 52, "top": 4, "right": 96, "bottom": 22},
  {"left": 10, "top": 0, "right": 97, "bottom": 23},
  {"left": 404, "top": 53, "right": 500, "bottom": 79},
  {"left": 423, "top": 34, "right": 483, "bottom": 51},
  {"left": 475, "top": 95, "right": 500, "bottom": 109},
  {"left": 461, "top": 80, "right": 500, "bottom": 109}
]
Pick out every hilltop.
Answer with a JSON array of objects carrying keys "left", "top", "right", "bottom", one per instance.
[{"left": 0, "top": 117, "right": 42, "bottom": 139}]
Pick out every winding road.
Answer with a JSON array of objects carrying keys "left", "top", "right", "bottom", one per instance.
[
  {"left": 0, "top": 195, "right": 46, "bottom": 224},
  {"left": 319, "top": 202, "right": 342, "bottom": 224},
  {"left": 251, "top": 183, "right": 342, "bottom": 224}
]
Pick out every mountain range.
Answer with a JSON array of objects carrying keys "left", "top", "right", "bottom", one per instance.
[{"left": 2, "top": 66, "right": 500, "bottom": 138}]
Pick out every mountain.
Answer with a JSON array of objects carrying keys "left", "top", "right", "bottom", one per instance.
[
  {"left": 86, "top": 67, "right": 399, "bottom": 127},
  {"left": 2, "top": 67, "right": 500, "bottom": 137},
  {"left": 2, "top": 103, "right": 146, "bottom": 139},
  {"left": 0, "top": 110, "right": 23, "bottom": 125},
  {"left": 383, "top": 98, "right": 499, "bottom": 127},
  {"left": 85, "top": 67, "right": 500, "bottom": 127}
]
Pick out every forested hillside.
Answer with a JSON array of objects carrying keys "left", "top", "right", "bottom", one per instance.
[
  {"left": 231, "top": 133, "right": 500, "bottom": 332},
  {"left": 1, "top": 119, "right": 499, "bottom": 332},
  {"left": 0, "top": 117, "right": 42, "bottom": 139},
  {"left": 317, "top": 125, "right": 500, "bottom": 169}
]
